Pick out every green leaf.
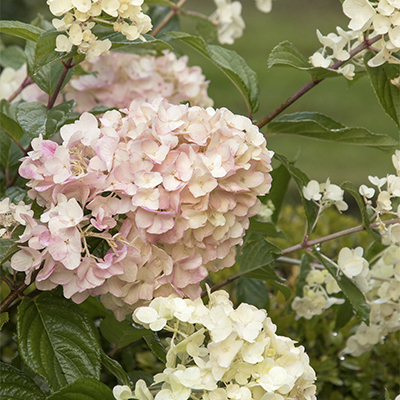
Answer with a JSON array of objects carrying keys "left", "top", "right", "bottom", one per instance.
[
  {"left": 105, "top": 33, "right": 172, "bottom": 53},
  {"left": 143, "top": 333, "right": 167, "bottom": 364},
  {"left": 167, "top": 31, "right": 259, "bottom": 114},
  {"left": 17, "top": 291, "right": 101, "bottom": 392},
  {"left": 0, "top": 362, "right": 46, "bottom": 400},
  {"left": 46, "top": 101, "right": 76, "bottom": 137},
  {"left": 334, "top": 299, "right": 354, "bottom": 331},
  {"left": 0, "top": 21, "right": 44, "bottom": 42},
  {"left": 100, "top": 314, "right": 152, "bottom": 348},
  {"left": 78, "top": 296, "right": 108, "bottom": 320},
  {"left": 248, "top": 220, "right": 286, "bottom": 238},
  {"left": 236, "top": 277, "right": 269, "bottom": 310},
  {"left": 145, "top": 0, "right": 177, "bottom": 5},
  {"left": 179, "top": 11, "right": 218, "bottom": 43},
  {"left": 46, "top": 378, "right": 115, "bottom": 400},
  {"left": 0, "top": 312, "right": 9, "bottom": 330},
  {"left": 0, "top": 112, "right": 24, "bottom": 141},
  {"left": 385, "top": 388, "right": 392, "bottom": 400},
  {"left": 0, "top": 130, "right": 13, "bottom": 168},
  {"left": 0, "top": 45, "right": 26, "bottom": 69},
  {"left": 365, "top": 52, "right": 400, "bottom": 129},
  {"left": 274, "top": 153, "right": 319, "bottom": 234},
  {"left": 100, "top": 352, "right": 132, "bottom": 386},
  {"left": 312, "top": 250, "right": 370, "bottom": 323},
  {"left": 340, "top": 181, "right": 371, "bottom": 229},
  {"left": 268, "top": 41, "right": 339, "bottom": 79},
  {"left": 16, "top": 102, "right": 48, "bottom": 139},
  {"left": 266, "top": 112, "right": 399, "bottom": 150},
  {"left": 0, "top": 238, "right": 19, "bottom": 265},
  {"left": 295, "top": 255, "right": 312, "bottom": 297}
]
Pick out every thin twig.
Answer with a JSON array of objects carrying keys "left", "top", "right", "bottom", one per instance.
[
  {"left": 47, "top": 58, "right": 74, "bottom": 109},
  {"left": 256, "top": 34, "right": 382, "bottom": 129},
  {"left": 7, "top": 76, "right": 34, "bottom": 103},
  {"left": 151, "top": 0, "right": 187, "bottom": 37}
]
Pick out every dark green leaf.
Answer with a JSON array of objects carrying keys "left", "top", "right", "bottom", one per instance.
[
  {"left": 100, "top": 352, "right": 132, "bottom": 386},
  {"left": 0, "top": 112, "right": 24, "bottom": 141},
  {"left": 0, "top": 362, "right": 46, "bottom": 400},
  {"left": 266, "top": 112, "right": 399, "bottom": 150},
  {"left": 78, "top": 296, "right": 108, "bottom": 320},
  {"left": 105, "top": 33, "right": 172, "bottom": 53},
  {"left": 100, "top": 314, "right": 152, "bottom": 348},
  {"left": 334, "top": 299, "right": 354, "bottom": 331},
  {"left": 17, "top": 291, "right": 101, "bottom": 392},
  {"left": 143, "top": 333, "right": 167, "bottom": 364},
  {"left": 0, "top": 45, "right": 26, "bottom": 69},
  {"left": 16, "top": 102, "right": 48, "bottom": 138},
  {"left": 340, "top": 181, "right": 371, "bottom": 229},
  {"left": 248, "top": 220, "right": 286, "bottom": 238},
  {"left": 179, "top": 11, "right": 218, "bottom": 43},
  {"left": 274, "top": 153, "right": 319, "bottom": 234},
  {"left": 236, "top": 277, "right": 269, "bottom": 310},
  {"left": 46, "top": 378, "right": 114, "bottom": 400},
  {"left": 295, "top": 255, "right": 312, "bottom": 297},
  {"left": 0, "top": 130, "right": 13, "bottom": 168},
  {"left": 268, "top": 40, "right": 339, "bottom": 79},
  {"left": 0, "top": 312, "right": 9, "bottom": 330},
  {"left": 46, "top": 100, "right": 76, "bottom": 137},
  {"left": 365, "top": 52, "right": 400, "bottom": 128},
  {"left": 0, "top": 238, "right": 19, "bottom": 265},
  {"left": 167, "top": 31, "right": 259, "bottom": 114},
  {"left": 0, "top": 21, "right": 44, "bottom": 42},
  {"left": 312, "top": 250, "right": 370, "bottom": 323}
]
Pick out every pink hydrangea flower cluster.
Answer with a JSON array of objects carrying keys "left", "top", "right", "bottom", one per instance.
[
  {"left": 12, "top": 98, "right": 273, "bottom": 319},
  {"left": 63, "top": 50, "right": 214, "bottom": 112}
]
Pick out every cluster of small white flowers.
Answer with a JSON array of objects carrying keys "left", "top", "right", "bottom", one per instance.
[
  {"left": 341, "top": 244, "right": 400, "bottom": 357},
  {"left": 47, "top": 0, "right": 152, "bottom": 61},
  {"left": 291, "top": 269, "right": 344, "bottom": 320},
  {"left": 256, "top": 200, "right": 275, "bottom": 223},
  {"left": 359, "top": 149, "right": 400, "bottom": 246},
  {"left": 113, "top": 289, "right": 317, "bottom": 400},
  {"left": 210, "top": 0, "right": 273, "bottom": 45},
  {"left": 310, "top": 0, "right": 400, "bottom": 79},
  {"left": 11, "top": 98, "right": 273, "bottom": 319},
  {"left": 63, "top": 50, "right": 213, "bottom": 112},
  {"left": 0, "top": 198, "right": 34, "bottom": 238},
  {"left": 303, "top": 178, "right": 348, "bottom": 213}
]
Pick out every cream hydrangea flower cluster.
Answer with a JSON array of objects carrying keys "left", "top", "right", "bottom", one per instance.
[
  {"left": 11, "top": 98, "right": 273, "bottom": 319},
  {"left": 0, "top": 198, "right": 34, "bottom": 239},
  {"left": 47, "top": 0, "right": 152, "bottom": 61},
  {"left": 63, "top": 50, "right": 213, "bottom": 112},
  {"left": 310, "top": 0, "right": 400, "bottom": 79},
  {"left": 341, "top": 244, "right": 400, "bottom": 357},
  {"left": 291, "top": 269, "right": 344, "bottom": 320},
  {"left": 116, "top": 289, "right": 317, "bottom": 400}
]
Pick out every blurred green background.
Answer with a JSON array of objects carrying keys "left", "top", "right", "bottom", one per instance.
[{"left": 1, "top": 0, "right": 398, "bottom": 187}]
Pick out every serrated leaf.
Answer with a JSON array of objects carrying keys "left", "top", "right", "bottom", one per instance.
[
  {"left": 0, "top": 312, "right": 9, "bottom": 330},
  {"left": 365, "top": 52, "right": 400, "bottom": 128},
  {"left": 46, "top": 100, "right": 76, "bottom": 137},
  {"left": 295, "top": 255, "right": 312, "bottom": 297},
  {"left": 267, "top": 112, "right": 399, "bottom": 150},
  {"left": 334, "top": 299, "right": 354, "bottom": 331},
  {"left": 312, "top": 250, "right": 370, "bottom": 323},
  {"left": 0, "top": 362, "right": 46, "bottom": 400},
  {"left": 0, "top": 112, "right": 24, "bottom": 141},
  {"left": 0, "top": 45, "right": 26, "bottom": 69},
  {"left": 100, "top": 352, "right": 132, "bottom": 386},
  {"left": 0, "top": 238, "right": 19, "bottom": 265},
  {"left": 16, "top": 102, "right": 48, "bottom": 138},
  {"left": 236, "top": 277, "right": 269, "bottom": 310},
  {"left": 268, "top": 41, "right": 339, "bottom": 79},
  {"left": 100, "top": 314, "right": 151, "bottom": 348},
  {"left": 340, "top": 181, "right": 371, "bottom": 229},
  {"left": 167, "top": 31, "right": 259, "bottom": 114},
  {"left": 17, "top": 291, "right": 101, "bottom": 392},
  {"left": 46, "top": 377, "right": 114, "bottom": 400},
  {"left": 274, "top": 153, "right": 319, "bottom": 234},
  {"left": 0, "top": 21, "right": 44, "bottom": 42},
  {"left": 144, "top": 333, "right": 167, "bottom": 363}
]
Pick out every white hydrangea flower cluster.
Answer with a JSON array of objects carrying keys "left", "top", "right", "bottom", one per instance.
[
  {"left": 303, "top": 178, "right": 348, "bottom": 213},
  {"left": 0, "top": 198, "right": 34, "bottom": 238},
  {"left": 47, "top": 0, "right": 152, "bottom": 61},
  {"left": 359, "top": 150, "right": 400, "bottom": 246},
  {"left": 117, "top": 289, "right": 317, "bottom": 400},
  {"left": 291, "top": 269, "right": 344, "bottom": 320},
  {"left": 341, "top": 244, "right": 400, "bottom": 357},
  {"left": 63, "top": 50, "right": 213, "bottom": 112},
  {"left": 210, "top": 0, "right": 273, "bottom": 45},
  {"left": 310, "top": 0, "right": 400, "bottom": 79}
]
